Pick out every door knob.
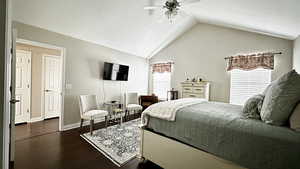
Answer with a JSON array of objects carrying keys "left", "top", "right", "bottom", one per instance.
[
  {"left": 10, "top": 99, "right": 20, "bottom": 104},
  {"left": 45, "top": 89, "right": 52, "bottom": 92}
]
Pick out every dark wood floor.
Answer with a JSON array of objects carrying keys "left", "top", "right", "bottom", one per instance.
[
  {"left": 12, "top": 115, "right": 163, "bottom": 169},
  {"left": 15, "top": 118, "right": 59, "bottom": 141}
]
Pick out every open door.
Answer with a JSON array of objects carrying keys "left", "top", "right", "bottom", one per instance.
[
  {"left": 9, "top": 29, "right": 17, "bottom": 164},
  {"left": 14, "top": 50, "right": 31, "bottom": 124}
]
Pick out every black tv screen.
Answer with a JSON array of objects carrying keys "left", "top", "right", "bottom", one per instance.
[{"left": 103, "top": 62, "right": 129, "bottom": 81}]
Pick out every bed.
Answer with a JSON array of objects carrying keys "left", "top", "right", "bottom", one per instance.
[{"left": 140, "top": 100, "right": 300, "bottom": 169}]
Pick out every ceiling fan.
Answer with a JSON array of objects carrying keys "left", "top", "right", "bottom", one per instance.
[{"left": 144, "top": 0, "right": 200, "bottom": 22}]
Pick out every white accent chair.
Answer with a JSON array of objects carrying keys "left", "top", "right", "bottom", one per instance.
[
  {"left": 124, "top": 93, "right": 143, "bottom": 119},
  {"left": 78, "top": 95, "right": 109, "bottom": 135}
]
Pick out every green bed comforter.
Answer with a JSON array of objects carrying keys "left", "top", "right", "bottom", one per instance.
[{"left": 147, "top": 101, "right": 300, "bottom": 169}]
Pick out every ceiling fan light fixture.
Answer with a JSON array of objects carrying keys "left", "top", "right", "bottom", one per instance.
[
  {"left": 144, "top": 0, "right": 200, "bottom": 23},
  {"left": 164, "top": 9, "right": 178, "bottom": 22},
  {"left": 163, "top": 0, "right": 180, "bottom": 23}
]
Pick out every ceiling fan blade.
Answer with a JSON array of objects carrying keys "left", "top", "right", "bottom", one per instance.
[
  {"left": 144, "top": 6, "right": 161, "bottom": 10},
  {"left": 179, "top": 0, "right": 200, "bottom": 4}
]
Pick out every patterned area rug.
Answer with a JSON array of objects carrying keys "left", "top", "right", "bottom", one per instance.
[{"left": 81, "top": 119, "right": 141, "bottom": 167}]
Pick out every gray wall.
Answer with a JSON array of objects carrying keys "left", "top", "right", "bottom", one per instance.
[
  {"left": 13, "top": 22, "right": 149, "bottom": 125},
  {"left": 0, "top": 0, "right": 6, "bottom": 167},
  {"left": 294, "top": 36, "right": 300, "bottom": 73},
  {"left": 150, "top": 23, "right": 293, "bottom": 102}
]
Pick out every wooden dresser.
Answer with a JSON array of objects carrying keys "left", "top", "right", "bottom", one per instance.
[{"left": 181, "top": 81, "right": 210, "bottom": 101}]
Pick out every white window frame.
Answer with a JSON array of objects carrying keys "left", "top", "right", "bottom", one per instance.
[
  {"left": 151, "top": 65, "right": 173, "bottom": 100},
  {"left": 230, "top": 68, "right": 272, "bottom": 105},
  {"left": 152, "top": 71, "right": 171, "bottom": 100}
]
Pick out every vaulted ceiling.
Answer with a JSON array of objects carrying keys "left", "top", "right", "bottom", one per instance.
[{"left": 12, "top": 0, "right": 300, "bottom": 58}]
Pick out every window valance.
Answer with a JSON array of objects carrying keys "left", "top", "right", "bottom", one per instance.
[
  {"left": 152, "top": 62, "right": 172, "bottom": 73},
  {"left": 226, "top": 52, "right": 278, "bottom": 71}
]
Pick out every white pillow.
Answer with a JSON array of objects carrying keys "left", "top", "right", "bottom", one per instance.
[{"left": 290, "top": 103, "right": 300, "bottom": 131}]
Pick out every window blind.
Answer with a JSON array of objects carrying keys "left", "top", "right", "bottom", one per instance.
[
  {"left": 153, "top": 72, "right": 171, "bottom": 100},
  {"left": 230, "top": 68, "right": 271, "bottom": 105}
]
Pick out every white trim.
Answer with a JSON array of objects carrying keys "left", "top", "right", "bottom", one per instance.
[
  {"left": 62, "top": 117, "right": 105, "bottom": 131},
  {"left": 195, "top": 17, "right": 296, "bottom": 41},
  {"left": 16, "top": 39, "right": 66, "bottom": 131},
  {"left": 3, "top": 0, "right": 12, "bottom": 168},
  {"left": 17, "top": 39, "right": 63, "bottom": 51},
  {"left": 29, "top": 116, "right": 44, "bottom": 123},
  {"left": 60, "top": 48, "right": 66, "bottom": 131}
]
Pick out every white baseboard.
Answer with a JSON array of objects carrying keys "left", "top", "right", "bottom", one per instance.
[
  {"left": 62, "top": 117, "right": 105, "bottom": 131},
  {"left": 29, "top": 116, "right": 44, "bottom": 123}
]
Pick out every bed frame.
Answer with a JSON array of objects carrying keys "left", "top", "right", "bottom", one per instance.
[{"left": 140, "top": 127, "right": 246, "bottom": 169}]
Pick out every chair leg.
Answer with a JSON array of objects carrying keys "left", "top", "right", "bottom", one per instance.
[
  {"left": 120, "top": 114, "right": 123, "bottom": 125},
  {"left": 79, "top": 119, "right": 84, "bottom": 132},
  {"left": 105, "top": 116, "right": 108, "bottom": 128},
  {"left": 90, "top": 120, "right": 94, "bottom": 135},
  {"left": 125, "top": 110, "right": 128, "bottom": 121},
  {"left": 128, "top": 110, "right": 131, "bottom": 120}
]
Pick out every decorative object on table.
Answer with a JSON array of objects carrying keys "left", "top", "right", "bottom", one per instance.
[
  {"left": 143, "top": 0, "right": 200, "bottom": 23},
  {"left": 167, "top": 88, "right": 179, "bottom": 101},
  {"left": 78, "top": 95, "right": 109, "bottom": 135},
  {"left": 124, "top": 92, "right": 143, "bottom": 119},
  {"left": 181, "top": 81, "right": 210, "bottom": 100},
  {"left": 104, "top": 101, "right": 124, "bottom": 125},
  {"left": 113, "top": 108, "right": 124, "bottom": 125},
  {"left": 81, "top": 118, "right": 141, "bottom": 167},
  {"left": 225, "top": 52, "right": 281, "bottom": 71},
  {"left": 140, "top": 95, "right": 159, "bottom": 110}
]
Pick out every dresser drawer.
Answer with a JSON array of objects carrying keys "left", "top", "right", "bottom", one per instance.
[
  {"left": 182, "top": 87, "right": 193, "bottom": 93},
  {"left": 193, "top": 87, "right": 204, "bottom": 94},
  {"left": 181, "top": 83, "right": 193, "bottom": 87},
  {"left": 182, "top": 93, "right": 204, "bottom": 98}
]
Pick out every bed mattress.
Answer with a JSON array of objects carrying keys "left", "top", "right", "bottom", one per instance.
[{"left": 146, "top": 101, "right": 300, "bottom": 169}]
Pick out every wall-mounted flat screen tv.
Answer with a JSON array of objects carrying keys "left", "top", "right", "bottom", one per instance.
[{"left": 103, "top": 62, "right": 129, "bottom": 81}]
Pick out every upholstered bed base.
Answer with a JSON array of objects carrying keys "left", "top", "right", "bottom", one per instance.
[{"left": 140, "top": 128, "right": 246, "bottom": 169}]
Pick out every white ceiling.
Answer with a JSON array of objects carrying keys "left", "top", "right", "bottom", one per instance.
[
  {"left": 184, "top": 0, "right": 300, "bottom": 40},
  {"left": 12, "top": 0, "right": 300, "bottom": 58}
]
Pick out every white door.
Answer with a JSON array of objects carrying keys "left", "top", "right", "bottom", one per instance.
[
  {"left": 15, "top": 50, "right": 31, "bottom": 124},
  {"left": 43, "top": 55, "right": 62, "bottom": 119}
]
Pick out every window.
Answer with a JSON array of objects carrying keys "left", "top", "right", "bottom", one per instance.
[
  {"left": 230, "top": 68, "right": 271, "bottom": 105},
  {"left": 153, "top": 72, "right": 171, "bottom": 100}
]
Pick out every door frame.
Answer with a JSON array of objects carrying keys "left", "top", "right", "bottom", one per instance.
[
  {"left": 16, "top": 39, "right": 66, "bottom": 131},
  {"left": 42, "top": 54, "right": 63, "bottom": 120},
  {"left": 15, "top": 49, "right": 32, "bottom": 124},
  {"left": 4, "top": 0, "right": 12, "bottom": 168}
]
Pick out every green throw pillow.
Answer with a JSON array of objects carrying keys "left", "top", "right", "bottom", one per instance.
[
  {"left": 261, "top": 70, "right": 300, "bottom": 126},
  {"left": 242, "top": 94, "right": 264, "bottom": 119}
]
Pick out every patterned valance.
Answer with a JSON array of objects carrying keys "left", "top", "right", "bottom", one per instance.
[
  {"left": 152, "top": 62, "right": 172, "bottom": 73},
  {"left": 226, "top": 53, "right": 275, "bottom": 71}
]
